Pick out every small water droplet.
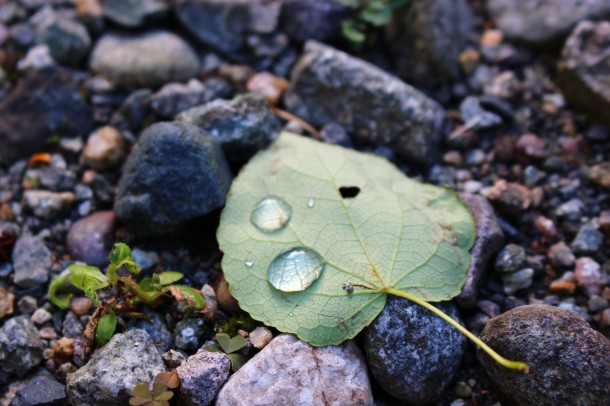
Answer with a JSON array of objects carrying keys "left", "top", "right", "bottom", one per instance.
[
  {"left": 307, "top": 198, "right": 315, "bottom": 208},
  {"left": 251, "top": 196, "right": 292, "bottom": 233},
  {"left": 245, "top": 260, "right": 254, "bottom": 268},
  {"left": 267, "top": 247, "right": 325, "bottom": 292},
  {"left": 289, "top": 312, "right": 294, "bottom": 317}
]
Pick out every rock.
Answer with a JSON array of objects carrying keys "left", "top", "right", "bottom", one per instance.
[
  {"left": 386, "top": 0, "right": 473, "bottom": 86},
  {"left": 176, "top": 350, "right": 230, "bottom": 406},
  {"left": 129, "top": 310, "right": 173, "bottom": 352},
  {"left": 494, "top": 244, "right": 527, "bottom": 274},
  {"left": 571, "top": 222, "right": 603, "bottom": 254},
  {"left": 90, "top": 30, "right": 200, "bottom": 88},
  {"left": 249, "top": 326, "right": 272, "bottom": 350},
  {"left": 149, "top": 78, "right": 231, "bottom": 119},
  {"left": 501, "top": 268, "right": 534, "bottom": 295},
  {"left": 130, "top": 249, "right": 159, "bottom": 271},
  {"left": 217, "top": 334, "right": 373, "bottom": 405},
  {"left": 30, "top": 308, "right": 52, "bottom": 325},
  {"left": 534, "top": 215, "right": 557, "bottom": 237},
  {"left": 574, "top": 257, "right": 602, "bottom": 297},
  {"left": 12, "top": 237, "right": 52, "bottom": 288},
  {"left": 246, "top": 72, "right": 289, "bottom": 106},
  {"left": 485, "top": 180, "right": 533, "bottom": 216},
  {"left": 457, "top": 194, "right": 504, "bottom": 308},
  {"left": 69, "top": 297, "right": 93, "bottom": 317},
  {"left": 101, "top": 0, "right": 170, "bottom": 27},
  {"left": 363, "top": 297, "right": 466, "bottom": 404},
  {"left": 9, "top": 376, "right": 65, "bottom": 406},
  {"left": 0, "top": 287, "right": 15, "bottom": 319},
  {"left": 516, "top": 133, "right": 548, "bottom": 161},
  {"left": 35, "top": 9, "right": 91, "bottom": 66},
  {"left": 587, "top": 162, "right": 610, "bottom": 189},
  {"left": 177, "top": 93, "right": 281, "bottom": 164},
  {"left": 280, "top": 0, "right": 350, "bottom": 43},
  {"left": 62, "top": 312, "right": 83, "bottom": 339},
  {"left": 0, "top": 67, "right": 93, "bottom": 166},
  {"left": 459, "top": 96, "right": 502, "bottom": 130},
  {"left": 22, "top": 190, "right": 75, "bottom": 219},
  {"left": 174, "top": 318, "right": 205, "bottom": 351},
  {"left": 16, "top": 44, "right": 54, "bottom": 71},
  {"left": 66, "top": 329, "right": 166, "bottom": 405},
  {"left": 284, "top": 41, "right": 445, "bottom": 166},
  {"left": 162, "top": 349, "right": 186, "bottom": 369},
  {"left": 487, "top": 0, "right": 610, "bottom": 48},
  {"left": 0, "top": 316, "right": 43, "bottom": 377},
  {"left": 478, "top": 305, "right": 610, "bottom": 405},
  {"left": 67, "top": 211, "right": 116, "bottom": 268},
  {"left": 80, "top": 126, "right": 127, "bottom": 170},
  {"left": 115, "top": 121, "right": 232, "bottom": 236},
  {"left": 547, "top": 242, "right": 575, "bottom": 268}
]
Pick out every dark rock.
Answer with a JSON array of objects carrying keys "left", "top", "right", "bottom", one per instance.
[
  {"left": 9, "top": 376, "right": 65, "bottom": 406},
  {"left": 66, "top": 211, "right": 116, "bottom": 268},
  {"left": 0, "top": 67, "right": 93, "bottom": 166},
  {"left": 571, "top": 222, "right": 603, "bottom": 254},
  {"left": 176, "top": 350, "right": 230, "bottom": 406},
  {"left": 115, "top": 121, "right": 232, "bottom": 236},
  {"left": 457, "top": 194, "right": 504, "bottom": 308},
  {"left": 90, "top": 30, "right": 200, "bottom": 88},
  {"left": 478, "top": 305, "right": 610, "bottom": 405},
  {"left": 35, "top": 9, "right": 91, "bottom": 66},
  {"left": 280, "top": 0, "right": 350, "bottom": 43},
  {"left": 386, "top": 0, "right": 473, "bottom": 87},
  {"left": 110, "top": 88, "right": 153, "bottom": 132},
  {"left": 177, "top": 93, "right": 281, "bottom": 164},
  {"left": 62, "top": 312, "right": 83, "bottom": 339},
  {"left": 363, "top": 297, "right": 466, "bottom": 404},
  {"left": 485, "top": 180, "right": 534, "bottom": 217},
  {"left": 12, "top": 237, "right": 52, "bottom": 288},
  {"left": 494, "top": 244, "right": 527, "bottom": 274},
  {"left": 285, "top": 41, "right": 445, "bottom": 166},
  {"left": 101, "top": 0, "right": 170, "bottom": 27},
  {"left": 129, "top": 310, "right": 173, "bottom": 352},
  {"left": 320, "top": 123, "right": 352, "bottom": 147},
  {"left": 0, "top": 316, "right": 43, "bottom": 377},
  {"left": 460, "top": 96, "right": 502, "bottom": 130},
  {"left": 174, "top": 317, "right": 205, "bottom": 351},
  {"left": 149, "top": 78, "right": 231, "bottom": 119}
]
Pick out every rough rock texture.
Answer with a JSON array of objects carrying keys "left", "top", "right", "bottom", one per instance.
[
  {"left": 149, "top": 78, "right": 231, "bottom": 119},
  {"left": 101, "top": 0, "right": 170, "bottom": 27},
  {"left": 457, "top": 193, "right": 504, "bottom": 308},
  {"left": 558, "top": 21, "right": 610, "bottom": 126},
  {"left": 129, "top": 310, "right": 173, "bottom": 352},
  {"left": 12, "top": 236, "right": 53, "bottom": 288},
  {"left": 280, "top": 0, "right": 350, "bottom": 43},
  {"left": 66, "top": 211, "right": 116, "bottom": 268},
  {"left": 216, "top": 334, "right": 373, "bottom": 405},
  {"left": 487, "top": 0, "right": 610, "bottom": 47},
  {"left": 285, "top": 41, "right": 445, "bottom": 166},
  {"left": 0, "top": 67, "right": 93, "bottom": 165},
  {"left": 115, "top": 121, "right": 232, "bottom": 236},
  {"left": 177, "top": 93, "right": 281, "bottom": 164},
  {"left": 90, "top": 30, "right": 200, "bottom": 88},
  {"left": 66, "top": 329, "right": 167, "bottom": 405},
  {"left": 0, "top": 316, "right": 44, "bottom": 377},
  {"left": 386, "top": 0, "right": 473, "bottom": 87},
  {"left": 478, "top": 305, "right": 610, "bottom": 405},
  {"left": 35, "top": 8, "right": 91, "bottom": 66},
  {"left": 176, "top": 350, "right": 230, "bottom": 406},
  {"left": 80, "top": 126, "right": 128, "bottom": 170},
  {"left": 9, "top": 376, "right": 66, "bottom": 406},
  {"left": 363, "top": 297, "right": 466, "bottom": 404}
]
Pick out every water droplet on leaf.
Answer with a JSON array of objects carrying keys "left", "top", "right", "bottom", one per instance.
[
  {"left": 245, "top": 260, "right": 254, "bottom": 268},
  {"left": 251, "top": 196, "right": 292, "bottom": 233},
  {"left": 307, "top": 198, "right": 315, "bottom": 208},
  {"left": 267, "top": 247, "right": 325, "bottom": 292}
]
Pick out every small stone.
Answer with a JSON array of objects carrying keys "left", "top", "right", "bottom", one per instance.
[
  {"left": 246, "top": 72, "right": 289, "bottom": 106},
  {"left": 39, "top": 326, "right": 57, "bottom": 340},
  {"left": 280, "top": 0, "right": 350, "bottom": 43},
  {"left": 80, "top": 126, "right": 127, "bottom": 171},
  {"left": 555, "top": 198, "right": 583, "bottom": 219},
  {"left": 129, "top": 310, "right": 173, "bottom": 352},
  {"left": 62, "top": 312, "right": 83, "bottom": 339},
  {"left": 599, "top": 210, "right": 610, "bottom": 235},
  {"left": 249, "top": 327, "right": 273, "bottom": 350},
  {"left": 481, "top": 29, "right": 504, "bottom": 47},
  {"left": 516, "top": 133, "right": 547, "bottom": 161},
  {"left": 30, "top": 308, "right": 52, "bottom": 325},
  {"left": 454, "top": 381, "right": 472, "bottom": 398},
  {"left": 459, "top": 49, "right": 480, "bottom": 75},
  {"left": 0, "top": 287, "right": 14, "bottom": 319},
  {"left": 571, "top": 223, "right": 603, "bottom": 254},
  {"left": 587, "top": 162, "right": 610, "bottom": 189},
  {"left": 75, "top": 0, "right": 104, "bottom": 33},
  {"left": 22, "top": 190, "right": 75, "bottom": 219},
  {"left": 588, "top": 295, "right": 609, "bottom": 313},
  {"left": 484, "top": 71, "right": 520, "bottom": 99},
  {"left": 443, "top": 151, "right": 463, "bottom": 167},
  {"left": 465, "top": 149, "right": 486, "bottom": 166},
  {"left": 11, "top": 237, "right": 52, "bottom": 288},
  {"left": 9, "top": 376, "right": 66, "bottom": 406},
  {"left": 548, "top": 242, "right": 575, "bottom": 268},
  {"left": 131, "top": 249, "right": 159, "bottom": 271},
  {"left": 459, "top": 96, "right": 502, "bottom": 130},
  {"left": 174, "top": 318, "right": 205, "bottom": 351},
  {"left": 69, "top": 297, "right": 92, "bottom": 317},
  {"left": 494, "top": 244, "right": 527, "bottom": 274},
  {"left": 100, "top": 0, "right": 169, "bottom": 28},
  {"left": 575, "top": 257, "right": 602, "bottom": 297},
  {"left": 66, "top": 211, "right": 116, "bottom": 268},
  {"left": 176, "top": 350, "right": 230, "bottom": 406},
  {"left": 485, "top": 180, "right": 533, "bottom": 216},
  {"left": 162, "top": 349, "right": 186, "bottom": 369},
  {"left": 502, "top": 268, "right": 534, "bottom": 295},
  {"left": 0, "top": 316, "right": 43, "bottom": 377},
  {"left": 35, "top": 9, "right": 91, "bottom": 66},
  {"left": 16, "top": 44, "right": 54, "bottom": 71},
  {"left": 148, "top": 78, "right": 231, "bottom": 119},
  {"left": 534, "top": 215, "right": 557, "bottom": 237}
]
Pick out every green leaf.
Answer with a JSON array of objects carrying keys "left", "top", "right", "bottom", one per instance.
[
  {"left": 228, "top": 353, "right": 246, "bottom": 372},
  {"left": 69, "top": 265, "right": 109, "bottom": 305},
  {"left": 217, "top": 132, "right": 475, "bottom": 346},
  {"left": 48, "top": 273, "right": 73, "bottom": 309},
  {"left": 216, "top": 333, "right": 247, "bottom": 354},
  {"left": 109, "top": 243, "right": 140, "bottom": 274},
  {"left": 139, "top": 278, "right": 155, "bottom": 292},
  {"left": 157, "top": 271, "right": 183, "bottom": 286},
  {"left": 341, "top": 20, "right": 366, "bottom": 44},
  {"left": 359, "top": 2, "right": 393, "bottom": 26},
  {"left": 95, "top": 310, "right": 117, "bottom": 347},
  {"left": 168, "top": 286, "right": 206, "bottom": 310},
  {"left": 132, "top": 383, "right": 152, "bottom": 400}
]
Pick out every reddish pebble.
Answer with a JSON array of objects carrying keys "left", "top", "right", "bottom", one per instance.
[
  {"left": 247, "top": 72, "right": 289, "bottom": 107},
  {"left": 535, "top": 215, "right": 557, "bottom": 237},
  {"left": 575, "top": 257, "right": 602, "bottom": 297},
  {"left": 549, "top": 271, "right": 577, "bottom": 294},
  {"left": 70, "top": 297, "right": 93, "bottom": 317},
  {"left": 516, "top": 133, "right": 547, "bottom": 161}
]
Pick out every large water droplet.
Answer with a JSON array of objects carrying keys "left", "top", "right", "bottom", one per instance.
[
  {"left": 267, "top": 247, "right": 325, "bottom": 292},
  {"left": 307, "top": 198, "right": 315, "bottom": 208},
  {"left": 251, "top": 196, "right": 292, "bottom": 233}
]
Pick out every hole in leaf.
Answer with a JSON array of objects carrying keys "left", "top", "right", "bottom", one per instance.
[{"left": 339, "top": 186, "right": 360, "bottom": 199}]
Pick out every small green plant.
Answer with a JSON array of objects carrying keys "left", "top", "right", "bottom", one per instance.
[
  {"left": 216, "top": 313, "right": 260, "bottom": 337},
  {"left": 204, "top": 333, "right": 248, "bottom": 372},
  {"left": 129, "top": 381, "right": 174, "bottom": 406}
]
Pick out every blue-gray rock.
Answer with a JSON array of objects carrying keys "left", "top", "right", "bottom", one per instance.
[
  {"left": 0, "top": 67, "right": 93, "bottom": 165},
  {"left": 177, "top": 350, "right": 230, "bottom": 406},
  {"left": 101, "top": 0, "right": 170, "bottom": 27},
  {"left": 174, "top": 317, "right": 206, "bottom": 351},
  {"left": 66, "top": 329, "right": 166, "bottom": 405},
  {"left": 478, "top": 305, "right": 610, "bottom": 405},
  {"left": 177, "top": 93, "right": 281, "bottom": 164},
  {"left": 571, "top": 222, "right": 603, "bottom": 254},
  {"left": 129, "top": 310, "right": 173, "bottom": 352},
  {"left": 280, "top": 0, "right": 350, "bottom": 43},
  {"left": 460, "top": 96, "right": 503, "bottom": 130},
  {"left": 62, "top": 312, "right": 83, "bottom": 339},
  {"left": 494, "top": 244, "right": 527, "bottom": 274},
  {"left": 12, "top": 237, "right": 52, "bottom": 288},
  {"left": 149, "top": 78, "right": 231, "bottom": 119},
  {"left": 363, "top": 297, "right": 466, "bottom": 404},
  {"left": 9, "top": 376, "right": 65, "bottom": 406},
  {"left": 284, "top": 41, "right": 445, "bottom": 166},
  {"left": 386, "top": 0, "right": 473, "bottom": 87},
  {"left": 66, "top": 211, "right": 116, "bottom": 268},
  {"left": 35, "top": 9, "right": 91, "bottom": 66},
  {"left": 115, "top": 121, "right": 232, "bottom": 236},
  {"left": 90, "top": 30, "right": 200, "bottom": 88},
  {"left": 501, "top": 267, "right": 534, "bottom": 295},
  {"left": 0, "top": 316, "right": 43, "bottom": 377}
]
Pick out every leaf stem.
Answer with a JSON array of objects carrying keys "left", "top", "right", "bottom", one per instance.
[{"left": 384, "top": 287, "right": 529, "bottom": 373}]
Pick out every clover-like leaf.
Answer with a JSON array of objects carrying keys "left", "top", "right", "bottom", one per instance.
[
  {"left": 215, "top": 333, "right": 247, "bottom": 354},
  {"left": 155, "top": 371, "right": 180, "bottom": 389},
  {"left": 95, "top": 310, "right": 117, "bottom": 347},
  {"left": 157, "top": 271, "right": 183, "bottom": 286}
]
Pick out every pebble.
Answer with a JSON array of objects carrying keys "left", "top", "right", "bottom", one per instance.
[
  {"left": 247, "top": 72, "right": 289, "bottom": 106},
  {"left": 149, "top": 78, "right": 231, "bottom": 119},
  {"left": 280, "top": 0, "right": 349, "bottom": 43},
  {"left": 534, "top": 215, "right": 557, "bottom": 237},
  {"left": 162, "top": 349, "right": 186, "bottom": 369},
  {"left": 39, "top": 326, "right": 57, "bottom": 340},
  {"left": 547, "top": 242, "right": 575, "bottom": 268},
  {"left": 174, "top": 318, "right": 206, "bottom": 351},
  {"left": 516, "top": 133, "right": 547, "bottom": 161},
  {"left": 66, "top": 211, "right": 116, "bottom": 268},
  {"left": 131, "top": 249, "right": 159, "bottom": 271},
  {"left": 494, "top": 244, "right": 526, "bottom": 274},
  {"left": 100, "top": 0, "right": 169, "bottom": 28},
  {"left": 9, "top": 376, "right": 66, "bottom": 406},
  {"left": 129, "top": 310, "right": 173, "bottom": 352},
  {"left": 22, "top": 190, "right": 75, "bottom": 220},
  {"left": 571, "top": 222, "right": 603, "bottom": 254},
  {"left": 574, "top": 257, "right": 602, "bottom": 297},
  {"left": 555, "top": 198, "right": 583, "bottom": 219},
  {"left": 501, "top": 268, "right": 534, "bottom": 295},
  {"left": 0, "top": 316, "right": 43, "bottom": 377},
  {"left": 69, "top": 297, "right": 92, "bottom": 317},
  {"left": 62, "top": 312, "right": 83, "bottom": 339},
  {"left": 459, "top": 96, "right": 502, "bottom": 130},
  {"left": 30, "top": 308, "right": 52, "bottom": 325},
  {"left": 0, "top": 287, "right": 14, "bottom": 319},
  {"left": 176, "top": 350, "right": 230, "bottom": 406},
  {"left": 249, "top": 327, "right": 273, "bottom": 350},
  {"left": 484, "top": 180, "right": 533, "bottom": 216},
  {"left": 586, "top": 162, "right": 610, "bottom": 189},
  {"left": 34, "top": 8, "right": 91, "bottom": 66},
  {"left": 80, "top": 126, "right": 127, "bottom": 171},
  {"left": 11, "top": 237, "right": 52, "bottom": 288},
  {"left": 484, "top": 71, "right": 519, "bottom": 99},
  {"left": 599, "top": 210, "right": 610, "bottom": 235}
]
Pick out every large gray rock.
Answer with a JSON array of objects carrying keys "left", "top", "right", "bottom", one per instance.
[
  {"left": 0, "top": 316, "right": 44, "bottom": 377},
  {"left": 386, "top": 0, "right": 473, "bottom": 87},
  {"left": 363, "top": 297, "right": 466, "bottom": 404},
  {"left": 90, "top": 30, "right": 200, "bottom": 88},
  {"left": 66, "top": 329, "right": 167, "bottom": 405},
  {"left": 487, "top": 0, "right": 610, "bottom": 48},
  {"left": 12, "top": 236, "right": 53, "bottom": 288},
  {"left": 115, "top": 121, "right": 232, "bottom": 236},
  {"left": 217, "top": 334, "right": 373, "bottom": 405},
  {"left": 558, "top": 21, "right": 610, "bottom": 126},
  {"left": 478, "top": 305, "right": 610, "bottom": 405},
  {"left": 177, "top": 93, "right": 281, "bottom": 164},
  {"left": 280, "top": 0, "right": 350, "bottom": 43},
  {"left": 285, "top": 41, "right": 445, "bottom": 166},
  {"left": 67, "top": 211, "right": 116, "bottom": 269},
  {"left": 101, "top": 0, "right": 170, "bottom": 27},
  {"left": 176, "top": 350, "right": 230, "bottom": 406},
  {"left": 9, "top": 376, "right": 66, "bottom": 406}
]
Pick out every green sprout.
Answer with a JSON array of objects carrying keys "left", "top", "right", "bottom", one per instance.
[{"left": 204, "top": 333, "right": 248, "bottom": 372}]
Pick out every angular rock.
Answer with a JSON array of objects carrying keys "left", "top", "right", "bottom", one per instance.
[
  {"left": 280, "top": 0, "right": 350, "bottom": 43},
  {"left": 217, "top": 334, "right": 373, "bottom": 405},
  {"left": 363, "top": 297, "right": 466, "bottom": 404},
  {"left": 485, "top": 180, "right": 533, "bottom": 216},
  {"left": 487, "top": 0, "right": 610, "bottom": 47},
  {"left": 0, "top": 316, "right": 43, "bottom": 377},
  {"left": 478, "top": 305, "right": 610, "bottom": 405},
  {"left": 249, "top": 326, "right": 272, "bottom": 350},
  {"left": 115, "top": 121, "right": 232, "bottom": 236},
  {"left": 174, "top": 317, "right": 206, "bottom": 351},
  {"left": 386, "top": 0, "right": 473, "bottom": 86},
  {"left": 80, "top": 126, "right": 127, "bottom": 171},
  {"left": 460, "top": 96, "right": 502, "bottom": 130},
  {"left": 22, "top": 190, "right": 75, "bottom": 220},
  {"left": 35, "top": 9, "right": 91, "bottom": 66},
  {"left": 90, "top": 30, "right": 200, "bottom": 88},
  {"left": 285, "top": 41, "right": 445, "bottom": 166},
  {"left": 574, "top": 257, "right": 602, "bottom": 297},
  {"left": 12, "top": 237, "right": 52, "bottom": 288},
  {"left": 177, "top": 93, "right": 281, "bottom": 164},
  {"left": 571, "top": 222, "right": 603, "bottom": 254},
  {"left": 548, "top": 242, "right": 575, "bottom": 268},
  {"left": 9, "top": 376, "right": 66, "bottom": 406},
  {"left": 67, "top": 211, "right": 116, "bottom": 268},
  {"left": 66, "top": 329, "right": 166, "bottom": 405},
  {"left": 101, "top": 0, "right": 170, "bottom": 27},
  {"left": 177, "top": 350, "right": 230, "bottom": 406},
  {"left": 149, "top": 78, "right": 231, "bottom": 119}
]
